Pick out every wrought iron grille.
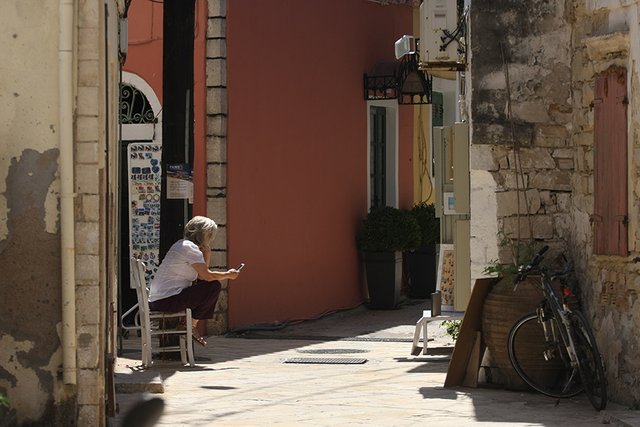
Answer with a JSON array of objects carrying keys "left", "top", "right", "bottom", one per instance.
[
  {"left": 120, "top": 83, "right": 158, "bottom": 124},
  {"left": 364, "top": 52, "right": 432, "bottom": 105},
  {"left": 363, "top": 74, "right": 398, "bottom": 101}
]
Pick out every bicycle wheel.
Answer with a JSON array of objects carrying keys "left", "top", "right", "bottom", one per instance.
[
  {"left": 508, "top": 313, "right": 583, "bottom": 398},
  {"left": 571, "top": 311, "right": 607, "bottom": 410}
]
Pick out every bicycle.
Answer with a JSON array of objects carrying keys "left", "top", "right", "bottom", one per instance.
[{"left": 507, "top": 246, "right": 607, "bottom": 410}]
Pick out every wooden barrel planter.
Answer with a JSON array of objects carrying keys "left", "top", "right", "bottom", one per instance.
[{"left": 481, "top": 276, "right": 563, "bottom": 390}]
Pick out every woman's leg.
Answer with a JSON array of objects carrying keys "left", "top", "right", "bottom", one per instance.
[
  {"left": 149, "top": 281, "right": 221, "bottom": 346},
  {"left": 149, "top": 280, "right": 222, "bottom": 320}
]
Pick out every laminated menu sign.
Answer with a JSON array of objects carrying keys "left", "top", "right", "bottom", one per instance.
[
  {"left": 167, "top": 163, "right": 193, "bottom": 202},
  {"left": 127, "top": 142, "right": 162, "bottom": 283}
]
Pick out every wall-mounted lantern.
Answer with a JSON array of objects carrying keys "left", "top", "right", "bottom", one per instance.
[{"left": 364, "top": 36, "right": 432, "bottom": 105}]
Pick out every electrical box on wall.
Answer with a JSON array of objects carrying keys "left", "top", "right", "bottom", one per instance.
[
  {"left": 420, "top": 0, "right": 463, "bottom": 70},
  {"left": 433, "top": 123, "right": 469, "bottom": 220}
]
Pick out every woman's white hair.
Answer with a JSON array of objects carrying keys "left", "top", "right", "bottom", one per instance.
[{"left": 183, "top": 216, "right": 218, "bottom": 245}]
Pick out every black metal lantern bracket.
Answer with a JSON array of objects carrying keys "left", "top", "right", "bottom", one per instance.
[{"left": 364, "top": 42, "right": 432, "bottom": 105}]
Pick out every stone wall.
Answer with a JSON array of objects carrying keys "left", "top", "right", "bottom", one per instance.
[
  {"left": 568, "top": 0, "right": 640, "bottom": 405},
  {"left": 469, "top": 0, "right": 574, "bottom": 269},
  {"left": 469, "top": 0, "right": 640, "bottom": 406},
  {"left": 205, "top": 0, "right": 229, "bottom": 335}
]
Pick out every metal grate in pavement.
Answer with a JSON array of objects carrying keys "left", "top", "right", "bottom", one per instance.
[
  {"left": 345, "top": 337, "right": 413, "bottom": 342},
  {"left": 283, "top": 357, "right": 368, "bottom": 364},
  {"left": 229, "top": 334, "right": 413, "bottom": 342},
  {"left": 296, "top": 348, "right": 368, "bottom": 354}
]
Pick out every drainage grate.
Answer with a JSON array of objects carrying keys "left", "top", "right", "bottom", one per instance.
[
  {"left": 345, "top": 337, "right": 413, "bottom": 342},
  {"left": 283, "top": 357, "right": 368, "bottom": 364},
  {"left": 227, "top": 334, "right": 412, "bottom": 342},
  {"left": 296, "top": 349, "right": 368, "bottom": 354}
]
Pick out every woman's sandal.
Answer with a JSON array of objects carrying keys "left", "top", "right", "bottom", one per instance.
[{"left": 191, "top": 328, "right": 207, "bottom": 347}]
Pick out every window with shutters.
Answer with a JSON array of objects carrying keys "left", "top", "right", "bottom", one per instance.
[
  {"left": 367, "top": 100, "right": 398, "bottom": 209},
  {"left": 593, "top": 67, "right": 628, "bottom": 256},
  {"left": 370, "top": 106, "right": 387, "bottom": 209}
]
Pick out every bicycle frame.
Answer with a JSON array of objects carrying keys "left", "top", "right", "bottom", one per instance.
[
  {"left": 533, "top": 270, "right": 581, "bottom": 376},
  {"left": 509, "top": 245, "right": 608, "bottom": 409}
]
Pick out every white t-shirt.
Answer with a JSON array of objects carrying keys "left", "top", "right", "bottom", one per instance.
[{"left": 149, "top": 239, "right": 205, "bottom": 302}]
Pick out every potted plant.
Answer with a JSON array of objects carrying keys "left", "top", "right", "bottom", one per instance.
[
  {"left": 357, "top": 206, "right": 421, "bottom": 309},
  {"left": 405, "top": 202, "right": 440, "bottom": 298},
  {"left": 481, "top": 234, "right": 550, "bottom": 389}
]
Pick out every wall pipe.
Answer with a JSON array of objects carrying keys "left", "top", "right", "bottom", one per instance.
[{"left": 59, "top": 0, "right": 77, "bottom": 385}]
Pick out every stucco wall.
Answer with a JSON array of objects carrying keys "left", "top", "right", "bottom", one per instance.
[{"left": 224, "top": 0, "right": 414, "bottom": 328}]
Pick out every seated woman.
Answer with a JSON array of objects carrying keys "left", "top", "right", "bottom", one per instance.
[{"left": 149, "top": 216, "right": 240, "bottom": 346}]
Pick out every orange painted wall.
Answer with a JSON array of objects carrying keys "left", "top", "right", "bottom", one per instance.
[
  {"left": 123, "top": 0, "right": 207, "bottom": 215},
  {"left": 226, "top": 0, "right": 414, "bottom": 328}
]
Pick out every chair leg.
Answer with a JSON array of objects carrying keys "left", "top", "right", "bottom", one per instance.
[
  {"left": 179, "top": 336, "right": 188, "bottom": 365},
  {"left": 186, "top": 310, "right": 195, "bottom": 367},
  {"left": 422, "top": 318, "right": 429, "bottom": 355},
  {"left": 141, "top": 328, "right": 153, "bottom": 368},
  {"left": 186, "top": 338, "right": 195, "bottom": 367},
  {"left": 411, "top": 317, "right": 425, "bottom": 356}
]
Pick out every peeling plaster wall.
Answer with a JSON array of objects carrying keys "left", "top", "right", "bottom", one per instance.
[
  {"left": 469, "top": 0, "right": 640, "bottom": 405},
  {"left": 0, "top": 1, "right": 72, "bottom": 424},
  {"left": 1, "top": 0, "right": 120, "bottom": 424}
]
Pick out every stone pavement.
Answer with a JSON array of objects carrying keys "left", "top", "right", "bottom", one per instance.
[{"left": 110, "top": 299, "right": 640, "bottom": 426}]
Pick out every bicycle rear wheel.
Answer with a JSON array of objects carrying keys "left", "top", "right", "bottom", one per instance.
[
  {"left": 571, "top": 311, "right": 607, "bottom": 410},
  {"left": 508, "top": 313, "right": 583, "bottom": 398}
]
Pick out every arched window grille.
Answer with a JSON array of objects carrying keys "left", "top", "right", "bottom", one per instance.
[{"left": 120, "top": 83, "right": 158, "bottom": 124}]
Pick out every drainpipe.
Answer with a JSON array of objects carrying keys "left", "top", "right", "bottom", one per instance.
[{"left": 59, "top": 0, "right": 77, "bottom": 385}]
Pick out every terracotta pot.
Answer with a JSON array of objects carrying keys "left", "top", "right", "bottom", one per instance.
[{"left": 481, "top": 276, "right": 547, "bottom": 390}]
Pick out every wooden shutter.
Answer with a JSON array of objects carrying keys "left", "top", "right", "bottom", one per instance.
[{"left": 593, "top": 68, "right": 628, "bottom": 256}]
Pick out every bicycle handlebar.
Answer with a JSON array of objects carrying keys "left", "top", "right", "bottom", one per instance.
[
  {"left": 530, "top": 245, "right": 549, "bottom": 267},
  {"left": 514, "top": 245, "right": 549, "bottom": 284}
]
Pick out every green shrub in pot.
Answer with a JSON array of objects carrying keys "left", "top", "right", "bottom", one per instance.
[
  {"left": 405, "top": 202, "right": 440, "bottom": 299},
  {"left": 357, "top": 206, "right": 421, "bottom": 252},
  {"left": 357, "top": 206, "right": 420, "bottom": 309},
  {"left": 411, "top": 202, "right": 440, "bottom": 246}
]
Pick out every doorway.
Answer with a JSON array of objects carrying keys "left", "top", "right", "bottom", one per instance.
[{"left": 118, "top": 72, "right": 162, "bottom": 343}]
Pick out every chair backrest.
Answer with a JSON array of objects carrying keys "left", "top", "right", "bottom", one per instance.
[
  {"left": 130, "top": 258, "right": 152, "bottom": 334},
  {"left": 129, "top": 257, "right": 195, "bottom": 367}
]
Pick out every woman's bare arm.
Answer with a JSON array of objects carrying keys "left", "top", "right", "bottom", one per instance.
[{"left": 192, "top": 262, "right": 240, "bottom": 282}]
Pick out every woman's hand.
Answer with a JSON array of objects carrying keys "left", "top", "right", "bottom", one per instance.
[{"left": 226, "top": 269, "right": 240, "bottom": 280}]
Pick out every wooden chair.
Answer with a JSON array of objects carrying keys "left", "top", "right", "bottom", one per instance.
[{"left": 130, "top": 258, "right": 195, "bottom": 367}]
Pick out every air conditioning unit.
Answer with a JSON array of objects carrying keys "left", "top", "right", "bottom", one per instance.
[{"left": 419, "top": 0, "right": 462, "bottom": 70}]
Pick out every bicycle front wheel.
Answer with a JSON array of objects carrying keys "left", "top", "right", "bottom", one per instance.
[
  {"left": 571, "top": 311, "right": 607, "bottom": 410},
  {"left": 508, "top": 313, "right": 583, "bottom": 398}
]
